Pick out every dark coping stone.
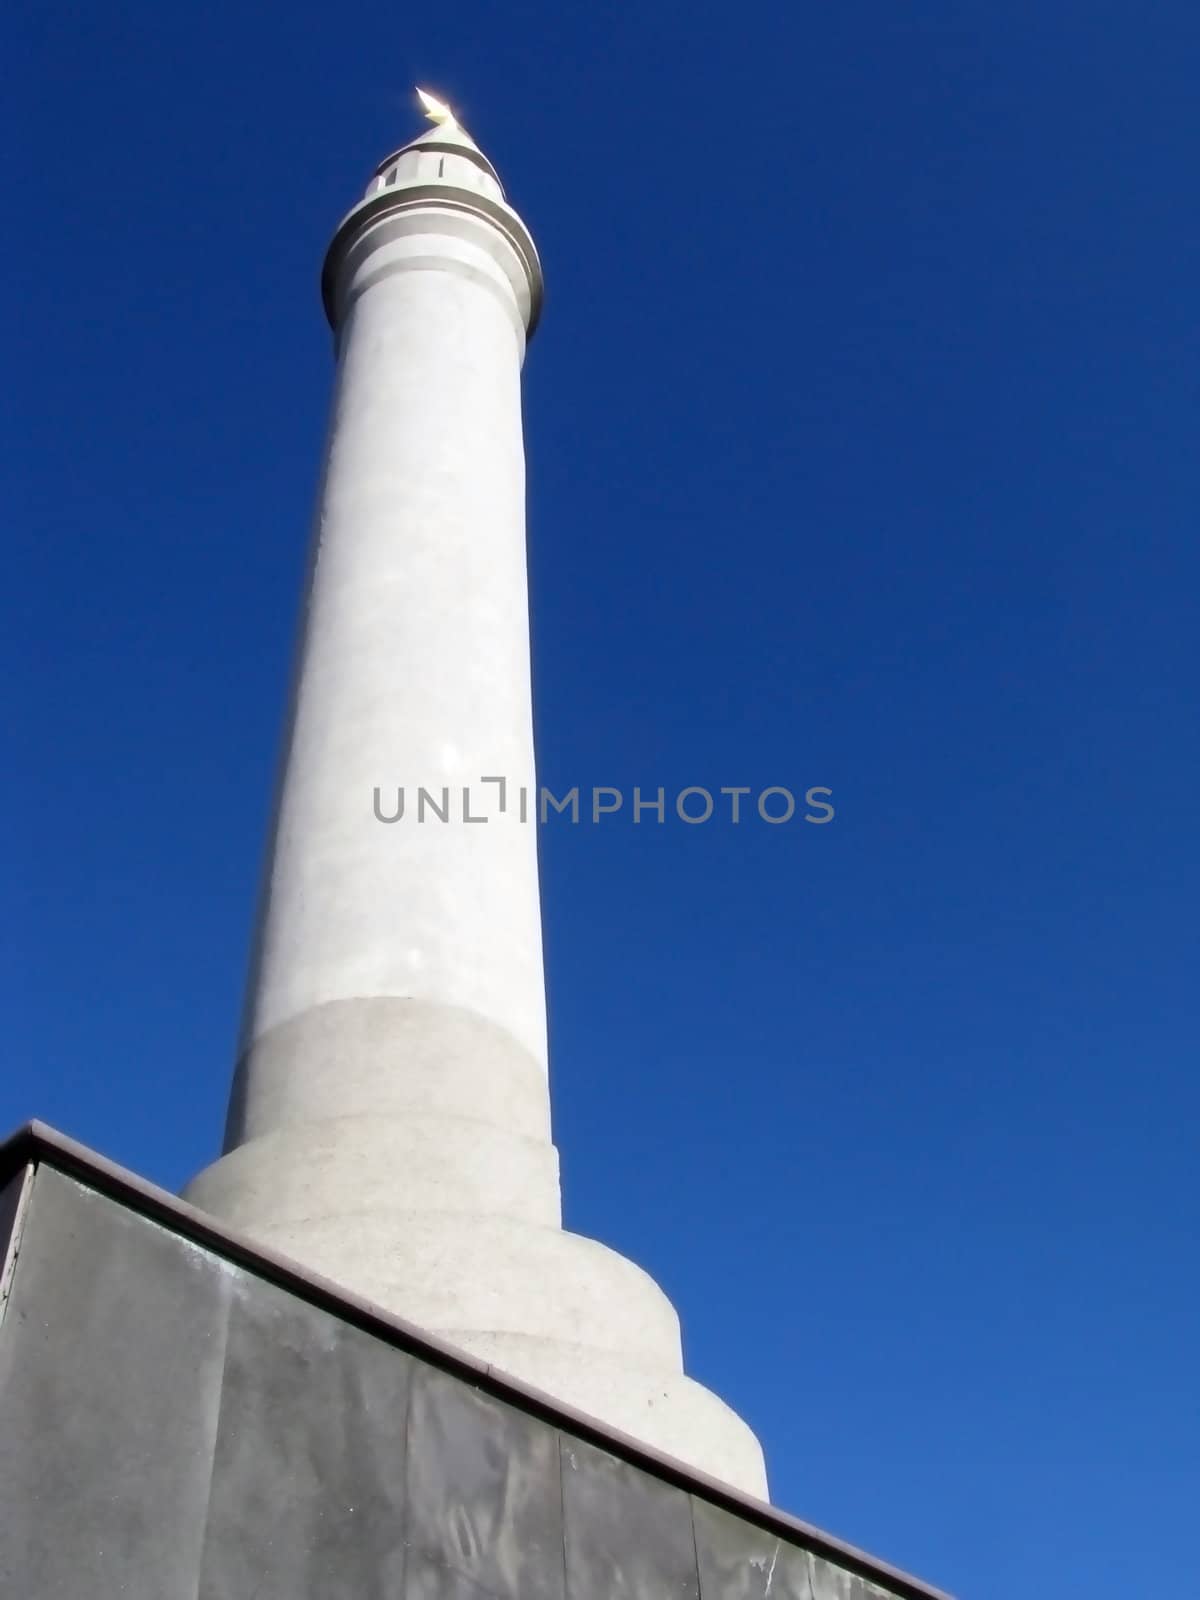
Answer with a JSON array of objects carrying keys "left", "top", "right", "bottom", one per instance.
[
  {"left": 405, "top": 1358, "right": 565, "bottom": 1600},
  {"left": 695, "top": 1499, "right": 895, "bottom": 1600},
  {"left": 0, "top": 1164, "right": 233, "bottom": 1600},
  {"left": 197, "top": 1269, "right": 411, "bottom": 1600},
  {"left": 562, "top": 1434, "right": 699, "bottom": 1600}
]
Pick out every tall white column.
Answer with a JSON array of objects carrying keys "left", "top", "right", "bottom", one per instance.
[{"left": 186, "top": 109, "right": 767, "bottom": 1498}]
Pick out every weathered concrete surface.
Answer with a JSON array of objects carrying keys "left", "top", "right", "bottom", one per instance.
[
  {"left": 0, "top": 1130, "right": 952, "bottom": 1600},
  {"left": 182, "top": 113, "right": 768, "bottom": 1494}
]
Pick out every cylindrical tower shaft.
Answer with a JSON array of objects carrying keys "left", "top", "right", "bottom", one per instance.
[
  {"left": 186, "top": 106, "right": 767, "bottom": 1498},
  {"left": 229, "top": 122, "right": 552, "bottom": 1191}
]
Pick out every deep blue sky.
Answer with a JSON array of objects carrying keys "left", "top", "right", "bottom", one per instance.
[{"left": 7, "top": 4, "right": 1198, "bottom": 1595}]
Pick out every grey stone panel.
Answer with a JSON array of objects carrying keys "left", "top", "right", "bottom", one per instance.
[
  {"left": 0, "top": 1165, "right": 233, "bottom": 1600},
  {"left": 405, "top": 1359, "right": 565, "bottom": 1600},
  {"left": 695, "top": 1498, "right": 816, "bottom": 1600},
  {"left": 197, "top": 1271, "right": 411, "bottom": 1600},
  {"left": 562, "top": 1435, "right": 699, "bottom": 1600},
  {"left": 695, "top": 1501, "right": 895, "bottom": 1600},
  {"left": 808, "top": 1555, "right": 895, "bottom": 1600}
]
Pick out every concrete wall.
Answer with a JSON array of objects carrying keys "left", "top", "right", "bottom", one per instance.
[{"left": 0, "top": 1131, "right": 950, "bottom": 1600}]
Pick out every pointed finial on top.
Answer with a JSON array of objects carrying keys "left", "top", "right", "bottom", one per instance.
[{"left": 416, "top": 87, "right": 458, "bottom": 128}]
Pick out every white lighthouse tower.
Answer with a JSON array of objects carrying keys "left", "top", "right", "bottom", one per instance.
[{"left": 186, "top": 93, "right": 766, "bottom": 1498}]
